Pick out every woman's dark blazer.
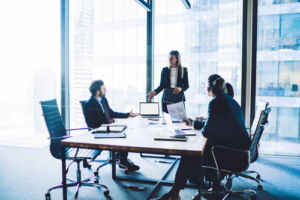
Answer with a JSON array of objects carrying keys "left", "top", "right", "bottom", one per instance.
[
  {"left": 194, "top": 94, "right": 251, "bottom": 150},
  {"left": 154, "top": 67, "right": 189, "bottom": 101}
]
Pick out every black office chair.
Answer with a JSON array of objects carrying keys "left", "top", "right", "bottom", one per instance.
[
  {"left": 80, "top": 100, "right": 112, "bottom": 175},
  {"left": 40, "top": 99, "right": 109, "bottom": 200},
  {"left": 200, "top": 108, "right": 271, "bottom": 200},
  {"left": 240, "top": 106, "right": 271, "bottom": 190}
]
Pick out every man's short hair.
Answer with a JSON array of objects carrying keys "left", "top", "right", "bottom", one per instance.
[{"left": 89, "top": 80, "right": 104, "bottom": 96}]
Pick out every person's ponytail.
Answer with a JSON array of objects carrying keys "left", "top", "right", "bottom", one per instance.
[{"left": 211, "top": 77, "right": 225, "bottom": 96}]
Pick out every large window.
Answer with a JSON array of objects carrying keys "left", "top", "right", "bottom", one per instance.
[
  {"left": 153, "top": 0, "right": 243, "bottom": 117},
  {"left": 70, "top": 0, "right": 146, "bottom": 128},
  {"left": 0, "top": 0, "right": 60, "bottom": 147},
  {"left": 257, "top": 0, "right": 300, "bottom": 155}
]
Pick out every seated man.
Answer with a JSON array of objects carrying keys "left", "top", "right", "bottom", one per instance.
[{"left": 84, "top": 80, "right": 139, "bottom": 172}]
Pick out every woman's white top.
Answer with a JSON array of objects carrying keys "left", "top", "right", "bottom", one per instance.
[{"left": 170, "top": 67, "right": 178, "bottom": 88}]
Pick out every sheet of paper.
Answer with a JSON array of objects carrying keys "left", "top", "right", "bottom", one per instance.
[{"left": 166, "top": 101, "right": 187, "bottom": 121}]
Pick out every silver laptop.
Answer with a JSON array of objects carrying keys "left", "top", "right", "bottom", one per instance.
[
  {"left": 163, "top": 112, "right": 196, "bottom": 137},
  {"left": 139, "top": 102, "right": 160, "bottom": 118}
]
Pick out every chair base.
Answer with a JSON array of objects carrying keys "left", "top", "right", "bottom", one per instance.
[
  {"left": 199, "top": 188, "right": 256, "bottom": 200},
  {"left": 46, "top": 160, "right": 109, "bottom": 200},
  {"left": 45, "top": 176, "right": 109, "bottom": 200},
  {"left": 239, "top": 171, "right": 263, "bottom": 190}
]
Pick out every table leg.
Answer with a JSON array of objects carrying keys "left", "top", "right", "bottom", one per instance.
[
  {"left": 145, "top": 158, "right": 179, "bottom": 200},
  {"left": 61, "top": 146, "right": 67, "bottom": 200},
  {"left": 111, "top": 151, "right": 117, "bottom": 180},
  {"left": 199, "top": 155, "right": 203, "bottom": 199}
]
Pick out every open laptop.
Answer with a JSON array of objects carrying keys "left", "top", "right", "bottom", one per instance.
[
  {"left": 139, "top": 102, "right": 160, "bottom": 118},
  {"left": 163, "top": 112, "right": 196, "bottom": 137}
]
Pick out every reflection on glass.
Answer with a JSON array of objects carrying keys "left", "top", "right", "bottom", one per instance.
[
  {"left": 70, "top": 0, "right": 146, "bottom": 128},
  {"left": 0, "top": 0, "right": 60, "bottom": 147},
  {"left": 257, "top": 0, "right": 300, "bottom": 155},
  {"left": 154, "top": 0, "right": 242, "bottom": 117}
]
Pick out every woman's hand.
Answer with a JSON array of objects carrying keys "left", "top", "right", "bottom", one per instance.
[
  {"left": 108, "top": 119, "right": 116, "bottom": 124},
  {"left": 173, "top": 87, "right": 182, "bottom": 94},
  {"left": 195, "top": 117, "right": 207, "bottom": 121},
  {"left": 148, "top": 91, "right": 156, "bottom": 100},
  {"left": 129, "top": 109, "right": 139, "bottom": 117},
  {"left": 183, "top": 118, "right": 193, "bottom": 126}
]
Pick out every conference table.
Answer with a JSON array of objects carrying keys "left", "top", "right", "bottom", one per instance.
[{"left": 60, "top": 117, "right": 207, "bottom": 200}]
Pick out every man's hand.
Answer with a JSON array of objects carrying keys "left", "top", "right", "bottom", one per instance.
[
  {"left": 183, "top": 118, "right": 193, "bottom": 126},
  {"left": 129, "top": 109, "right": 139, "bottom": 117},
  {"left": 148, "top": 91, "right": 156, "bottom": 100},
  {"left": 173, "top": 87, "right": 182, "bottom": 94},
  {"left": 108, "top": 119, "right": 116, "bottom": 124}
]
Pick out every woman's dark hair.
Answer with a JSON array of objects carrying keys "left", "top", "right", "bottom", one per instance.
[
  {"left": 89, "top": 80, "right": 104, "bottom": 96},
  {"left": 225, "top": 82, "right": 234, "bottom": 98},
  {"left": 169, "top": 50, "right": 184, "bottom": 78},
  {"left": 208, "top": 74, "right": 225, "bottom": 96}
]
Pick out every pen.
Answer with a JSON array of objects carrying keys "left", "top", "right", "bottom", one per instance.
[{"left": 155, "top": 160, "right": 172, "bottom": 164}]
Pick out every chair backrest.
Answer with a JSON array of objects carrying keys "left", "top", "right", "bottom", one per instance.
[
  {"left": 80, "top": 100, "right": 89, "bottom": 126},
  {"left": 250, "top": 101, "right": 269, "bottom": 135},
  {"left": 249, "top": 107, "right": 271, "bottom": 163},
  {"left": 40, "top": 99, "right": 67, "bottom": 159}
]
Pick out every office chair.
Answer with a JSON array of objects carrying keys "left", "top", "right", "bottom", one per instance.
[
  {"left": 80, "top": 100, "right": 113, "bottom": 175},
  {"left": 240, "top": 102, "right": 270, "bottom": 190},
  {"left": 199, "top": 108, "right": 271, "bottom": 200},
  {"left": 40, "top": 99, "right": 109, "bottom": 200}
]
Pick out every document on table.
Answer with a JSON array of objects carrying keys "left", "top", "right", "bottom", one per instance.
[{"left": 166, "top": 101, "right": 187, "bottom": 121}]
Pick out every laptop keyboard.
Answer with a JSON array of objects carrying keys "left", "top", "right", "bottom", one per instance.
[{"left": 175, "top": 129, "right": 185, "bottom": 135}]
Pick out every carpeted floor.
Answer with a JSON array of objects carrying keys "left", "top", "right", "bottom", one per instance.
[{"left": 0, "top": 146, "right": 299, "bottom": 200}]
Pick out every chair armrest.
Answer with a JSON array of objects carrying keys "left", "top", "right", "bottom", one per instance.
[
  {"left": 260, "top": 121, "right": 269, "bottom": 127},
  {"left": 212, "top": 145, "right": 250, "bottom": 172},
  {"left": 48, "top": 135, "right": 72, "bottom": 140},
  {"left": 212, "top": 145, "right": 249, "bottom": 153}
]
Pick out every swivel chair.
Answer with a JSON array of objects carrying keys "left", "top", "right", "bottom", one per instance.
[{"left": 40, "top": 99, "right": 109, "bottom": 200}]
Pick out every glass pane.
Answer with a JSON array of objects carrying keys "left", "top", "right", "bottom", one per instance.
[
  {"left": 0, "top": 0, "right": 60, "bottom": 147},
  {"left": 154, "top": 0, "right": 243, "bottom": 117},
  {"left": 70, "top": 0, "right": 146, "bottom": 128},
  {"left": 256, "top": 0, "right": 300, "bottom": 155}
]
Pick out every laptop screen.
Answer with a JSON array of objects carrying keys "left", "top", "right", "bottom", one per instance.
[{"left": 139, "top": 102, "right": 159, "bottom": 116}]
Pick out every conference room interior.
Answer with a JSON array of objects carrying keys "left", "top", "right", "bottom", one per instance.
[{"left": 0, "top": 0, "right": 300, "bottom": 200}]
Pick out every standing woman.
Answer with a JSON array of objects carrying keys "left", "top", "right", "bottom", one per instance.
[{"left": 148, "top": 50, "right": 189, "bottom": 112}]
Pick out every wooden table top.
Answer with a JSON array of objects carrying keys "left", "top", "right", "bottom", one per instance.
[{"left": 61, "top": 117, "right": 207, "bottom": 156}]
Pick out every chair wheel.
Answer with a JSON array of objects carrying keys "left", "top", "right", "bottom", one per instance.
[
  {"left": 45, "top": 193, "right": 51, "bottom": 200},
  {"left": 250, "top": 195, "right": 256, "bottom": 200},
  {"left": 104, "top": 190, "right": 109, "bottom": 196},
  {"left": 94, "top": 171, "right": 99, "bottom": 176},
  {"left": 258, "top": 185, "right": 263, "bottom": 190},
  {"left": 256, "top": 175, "right": 261, "bottom": 179}
]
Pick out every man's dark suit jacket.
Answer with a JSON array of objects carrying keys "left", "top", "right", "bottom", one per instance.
[
  {"left": 154, "top": 67, "right": 189, "bottom": 101},
  {"left": 84, "top": 96, "right": 129, "bottom": 128},
  {"left": 194, "top": 93, "right": 250, "bottom": 150}
]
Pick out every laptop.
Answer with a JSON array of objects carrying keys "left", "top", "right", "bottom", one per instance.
[
  {"left": 139, "top": 102, "right": 160, "bottom": 118},
  {"left": 163, "top": 112, "right": 196, "bottom": 137}
]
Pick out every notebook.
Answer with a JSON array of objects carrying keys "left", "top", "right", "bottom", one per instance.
[
  {"left": 154, "top": 134, "right": 187, "bottom": 142},
  {"left": 92, "top": 124, "right": 127, "bottom": 133},
  {"left": 94, "top": 132, "right": 126, "bottom": 139}
]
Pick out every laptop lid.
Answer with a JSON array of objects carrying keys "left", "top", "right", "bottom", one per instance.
[
  {"left": 163, "top": 112, "right": 176, "bottom": 135},
  {"left": 139, "top": 102, "right": 159, "bottom": 116}
]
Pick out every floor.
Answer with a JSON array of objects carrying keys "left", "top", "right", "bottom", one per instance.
[{"left": 0, "top": 146, "right": 299, "bottom": 200}]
